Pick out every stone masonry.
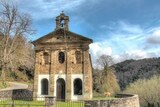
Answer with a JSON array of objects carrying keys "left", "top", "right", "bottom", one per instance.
[{"left": 85, "top": 94, "right": 140, "bottom": 107}]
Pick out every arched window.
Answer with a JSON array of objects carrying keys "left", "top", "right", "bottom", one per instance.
[
  {"left": 74, "top": 78, "right": 82, "bottom": 95},
  {"left": 59, "top": 52, "right": 65, "bottom": 63},
  {"left": 43, "top": 52, "right": 49, "bottom": 64},
  {"left": 75, "top": 51, "right": 81, "bottom": 64},
  {"left": 41, "top": 79, "right": 49, "bottom": 95},
  {"left": 60, "top": 19, "right": 65, "bottom": 28}
]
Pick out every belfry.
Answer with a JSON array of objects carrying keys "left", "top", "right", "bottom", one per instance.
[{"left": 32, "top": 12, "right": 93, "bottom": 100}]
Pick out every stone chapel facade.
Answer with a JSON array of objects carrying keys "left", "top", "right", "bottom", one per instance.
[{"left": 32, "top": 12, "right": 93, "bottom": 100}]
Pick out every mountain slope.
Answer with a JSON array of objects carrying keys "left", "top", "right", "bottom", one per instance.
[{"left": 113, "top": 57, "right": 160, "bottom": 90}]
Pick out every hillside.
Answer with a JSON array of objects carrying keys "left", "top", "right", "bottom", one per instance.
[
  {"left": 0, "top": 66, "right": 33, "bottom": 82},
  {"left": 113, "top": 57, "right": 160, "bottom": 90}
]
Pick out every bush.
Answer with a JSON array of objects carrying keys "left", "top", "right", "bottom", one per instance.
[
  {"left": 124, "top": 75, "right": 160, "bottom": 107},
  {"left": 0, "top": 81, "right": 9, "bottom": 89},
  {"left": 10, "top": 72, "right": 18, "bottom": 79}
]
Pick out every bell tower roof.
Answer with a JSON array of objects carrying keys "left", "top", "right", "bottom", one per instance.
[{"left": 55, "top": 11, "right": 69, "bottom": 31}]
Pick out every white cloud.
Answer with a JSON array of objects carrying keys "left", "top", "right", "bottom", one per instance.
[
  {"left": 147, "top": 29, "right": 160, "bottom": 44},
  {"left": 113, "top": 49, "right": 158, "bottom": 63},
  {"left": 90, "top": 43, "right": 112, "bottom": 56},
  {"left": 100, "top": 21, "right": 143, "bottom": 35},
  {"left": 89, "top": 21, "right": 160, "bottom": 67},
  {"left": 17, "top": 0, "right": 86, "bottom": 20},
  {"left": 117, "top": 21, "right": 143, "bottom": 34},
  {"left": 89, "top": 41, "right": 155, "bottom": 68},
  {"left": 123, "top": 50, "right": 151, "bottom": 59},
  {"left": 89, "top": 42, "right": 112, "bottom": 67}
]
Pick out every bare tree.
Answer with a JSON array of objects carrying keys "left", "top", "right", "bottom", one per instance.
[
  {"left": 0, "top": 1, "right": 34, "bottom": 86},
  {"left": 95, "top": 55, "right": 120, "bottom": 95},
  {"left": 97, "top": 55, "right": 114, "bottom": 70}
]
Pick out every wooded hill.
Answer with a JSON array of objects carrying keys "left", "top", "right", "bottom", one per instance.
[{"left": 113, "top": 57, "right": 160, "bottom": 90}]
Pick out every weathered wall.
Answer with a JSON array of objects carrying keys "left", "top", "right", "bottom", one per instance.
[
  {"left": 0, "top": 90, "right": 12, "bottom": 99},
  {"left": 34, "top": 48, "right": 93, "bottom": 100},
  {"left": 85, "top": 94, "right": 140, "bottom": 107},
  {"left": 0, "top": 89, "right": 33, "bottom": 100}
]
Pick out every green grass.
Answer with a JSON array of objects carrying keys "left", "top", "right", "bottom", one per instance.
[
  {"left": 0, "top": 99, "right": 45, "bottom": 107},
  {"left": 0, "top": 100, "right": 84, "bottom": 107},
  {"left": 56, "top": 101, "right": 84, "bottom": 107},
  {"left": 0, "top": 97, "right": 115, "bottom": 107},
  {"left": 0, "top": 81, "right": 10, "bottom": 89}
]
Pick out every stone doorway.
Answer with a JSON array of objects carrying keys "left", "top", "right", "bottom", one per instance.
[{"left": 56, "top": 78, "right": 65, "bottom": 100}]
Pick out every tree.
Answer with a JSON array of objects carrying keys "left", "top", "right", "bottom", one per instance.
[
  {"left": 125, "top": 75, "right": 160, "bottom": 107},
  {"left": 0, "top": 0, "right": 34, "bottom": 86},
  {"left": 94, "top": 55, "right": 120, "bottom": 96},
  {"left": 97, "top": 55, "right": 114, "bottom": 69},
  {"left": 93, "top": 68, "right": 102, "bottom": 93}
]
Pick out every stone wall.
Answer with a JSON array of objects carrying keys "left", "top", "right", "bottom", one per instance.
[
  {"left": 0, "top": 90, "right": 12, "bottom": 99},
  {"left": 85, "top": 94, "right": 140, "bottom": 107},
  {"left": 0, "top": 89, "right": 33, "bottom": 100},
  {"left": 12, "top": 89, "right": 33, "bottom": 100}
]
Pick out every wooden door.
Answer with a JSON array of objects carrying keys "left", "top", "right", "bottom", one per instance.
[{"left": 56, "top": 78, "right": 65, "bottom": 100}]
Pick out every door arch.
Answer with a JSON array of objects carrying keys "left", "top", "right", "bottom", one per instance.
[{"left": 56, "top": 78, "right": 65, "bottom": 100}]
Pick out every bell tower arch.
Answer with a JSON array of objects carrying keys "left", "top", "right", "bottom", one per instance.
[{"left": 55, "top": 11, "right": 69, "bottom": 31}]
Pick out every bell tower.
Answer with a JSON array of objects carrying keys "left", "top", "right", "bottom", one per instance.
[{"left": 55, "top": 12, "right": 69, "bottom": 31}]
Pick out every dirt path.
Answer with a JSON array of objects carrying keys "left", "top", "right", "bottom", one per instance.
[{"left": 0, "top": 82, "right": 28, "bottom": 91}]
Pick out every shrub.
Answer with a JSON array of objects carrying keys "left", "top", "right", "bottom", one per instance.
[{"left": 124, "top": 75, "right": 160, "bottom": 107}]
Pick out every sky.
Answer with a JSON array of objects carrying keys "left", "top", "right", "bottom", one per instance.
[{"left": 11, "top": 0, "right": 160, "bottom": 67}]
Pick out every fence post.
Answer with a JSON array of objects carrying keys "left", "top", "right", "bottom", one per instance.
[
  {"left": 11, "top": 99, "right": 14, "bottom": 107},
  {"left": 45, "top": 96, "right": 56, "bottom": 107},
  {"left": 107, "top": 100, "right": 110, "bottom": 107}
]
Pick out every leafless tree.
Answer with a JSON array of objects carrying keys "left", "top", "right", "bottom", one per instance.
[
  {"left": 96, "top": 55, "right": 114, "bottom": 70},
  {"left": 95, "top": 55, "right": 120, "bottom": 95},
  {"left": 0, "top": 0, "right": 34, "bottom": 86}
]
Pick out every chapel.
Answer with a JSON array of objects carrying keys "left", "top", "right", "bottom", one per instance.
[{"left": 32, "top": 12, "right": 93, "bottom": 100}]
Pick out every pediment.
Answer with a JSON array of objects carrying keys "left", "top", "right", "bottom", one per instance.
[
  {"left": 32, "top": 29, "right": 92, "bottom": 45},
  {"left": 43, "top": 36, "right": 63, "bottom": 43}
]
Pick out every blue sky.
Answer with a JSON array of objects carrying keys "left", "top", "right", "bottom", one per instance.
[{"left": 14, "top": 0, "right": 160, "bottom": 66}]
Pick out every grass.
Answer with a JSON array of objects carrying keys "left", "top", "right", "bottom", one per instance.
[
  {"left": 56, "top": 101, "right": 84, "bottom": 107},
  {"left": 0, "top": 81, "right": 10, "bottom": 89},
  {"left": 0, "top": 99, "right": 45, "bottom": 107},
  {"left": 0, "top": 100, "right": 84, "bottom": 107}
]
